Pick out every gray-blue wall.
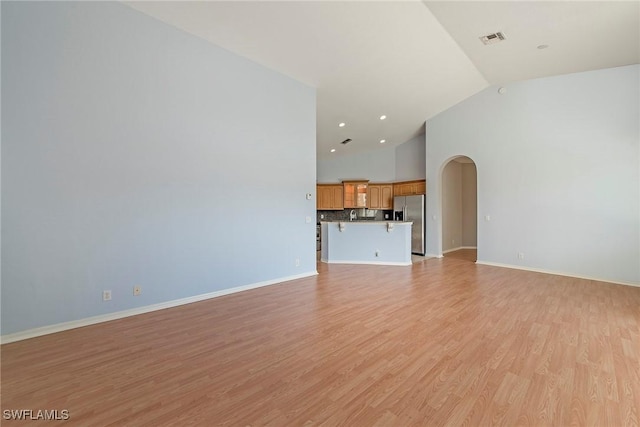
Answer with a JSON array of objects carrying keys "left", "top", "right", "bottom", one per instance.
[
  {"left": 395, "top": 134, "right": 426, "bottom": 182},
  {"left": 316, "top": 134, "right": 425, "bottom": 183},
  {"left": 1, "top": 2, "right": 317, "bottom": 335},
  {"left": 426, "top": 65, "right": 639, "bottom": 285},
  {"left": 316, "top": 144, "right": 396, "bottom": 183}
]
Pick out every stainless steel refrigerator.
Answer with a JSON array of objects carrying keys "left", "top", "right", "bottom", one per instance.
[{"left": 393, "top": 195, "right": 425, "bottom": 255}]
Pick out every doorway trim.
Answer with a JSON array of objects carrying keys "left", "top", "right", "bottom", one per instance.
[{"left": 437, "top": 155, "right": 478, "bottom": 260}]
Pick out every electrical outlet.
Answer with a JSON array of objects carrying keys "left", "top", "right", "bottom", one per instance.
[
  {"left": 375, "top": 250, "right": 380, "bottom": 257},
  {"left": 517, "top": 252, "right": 525, "bottom": 260},
  {"left": 133, "top": 285, "right": 142, "bottom": 296},
  {"left": 295, "top": 258, "right": 300, "bottom": 267},
  {"left": 103, "top": 290, "right": 112, "bottom": 301}
]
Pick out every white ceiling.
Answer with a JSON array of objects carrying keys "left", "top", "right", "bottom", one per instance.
[
  {"left": 124, "top": 1, "right": 640, "bottom": 159},
  {"left": 427, "top": 1, "right": 640, "bottom": 84}
]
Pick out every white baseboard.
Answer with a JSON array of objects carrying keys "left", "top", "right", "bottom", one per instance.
[
  {"left": 442, "top": 246, "right": 477, "bottom": 254},
  {"left": 321, "top": 259, "right": 411, "bottom": 266},
  {"left": 0, "top": 271, "right": 318, "bottom": 345},
  {"left": 475, "top": 261, "right": 639, "bottom": 288},
  {"left": 424, "top": 253, "right": 443, "bottom": 258}
]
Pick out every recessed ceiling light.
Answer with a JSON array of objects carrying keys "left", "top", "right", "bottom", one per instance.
[
  {"left": 338, "top": 122, "right": 345, "bottom": 127},
  {"left": 537, "top": 44, "right": 549, "bottom": 50},
  {"left": 330, "top": 148, "right": 336, "bottom": 153},
  {"left": 380, "top": 139, "right": 386, "bottom": 144},
  {"left": 380, "top": 115, "right": 387, "bottom": 120}
]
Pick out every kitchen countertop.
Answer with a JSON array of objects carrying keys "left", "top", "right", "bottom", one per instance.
[{"left": 320, "top": 220, "right": 410, "bottom": 223}]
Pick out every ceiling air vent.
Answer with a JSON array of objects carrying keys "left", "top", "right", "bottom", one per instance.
[
  {"left": 479, "top": 32, "right": 506, "bottom": 45},
  {"left": 341, "top": 138, "right": 352, "bottom": 145}
]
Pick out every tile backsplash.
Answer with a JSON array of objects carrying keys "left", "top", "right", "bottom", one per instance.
[{"left": 317, "top": 209, "right": 393, "bottom": 223}]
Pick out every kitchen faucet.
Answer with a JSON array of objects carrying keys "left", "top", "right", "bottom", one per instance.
[{"left": 349, "top": 210, "right": 357, "bottom": 221}]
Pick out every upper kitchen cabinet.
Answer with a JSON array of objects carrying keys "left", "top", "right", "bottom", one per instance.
[
  {"left": 343, "top": 181, "right": 368, "bottom": 208},
  {"left": 394, "top": 180, "right": 426, "bottom": 196},
  {"left": 317, "top": 184, "right": 344, "bottom": 210},
  {"left": 367, "top": 184, "right": 394, "bottom": 210}
]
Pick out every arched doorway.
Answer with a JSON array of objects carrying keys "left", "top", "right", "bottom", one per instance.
[{"left": 440, "top": 156, "right": 477, "bottom": 262}]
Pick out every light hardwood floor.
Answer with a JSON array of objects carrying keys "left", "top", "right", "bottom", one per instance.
[
  {"left": 2, "top": 258, "right": 639, "bottom": 426},
  {"left": 443, "top": 248, "right": 477, "bottom": 262}
]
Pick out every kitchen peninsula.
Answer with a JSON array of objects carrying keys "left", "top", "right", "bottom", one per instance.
[{"left": 320, "top": 221, "right": 412, "bottom": 266}]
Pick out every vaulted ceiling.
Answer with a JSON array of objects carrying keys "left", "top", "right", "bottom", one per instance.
[{"left": 124, "top": 1, "right": 640, "bottom": 159}]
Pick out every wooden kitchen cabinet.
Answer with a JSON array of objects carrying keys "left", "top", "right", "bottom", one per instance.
[
  {"left": 380, "top": 184, "right": 394, "bottom": 209},
  {"left": 368, "top": 186, "right": 381, "bottom": 209},
  {"left": 367, "top": 184, "right": 394, "bottom": 209},
  {"left": 343, "top": 181, "right": 368, "bottom": 208},
  {"left": 393, "top": 180, "right": 426, "bottom": 196},
  {"left": 318, "top": 180, "right": 422, "bottom": 209},
  {"left": 316, "top": 184, "right": 344, "bottom": 210}
]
